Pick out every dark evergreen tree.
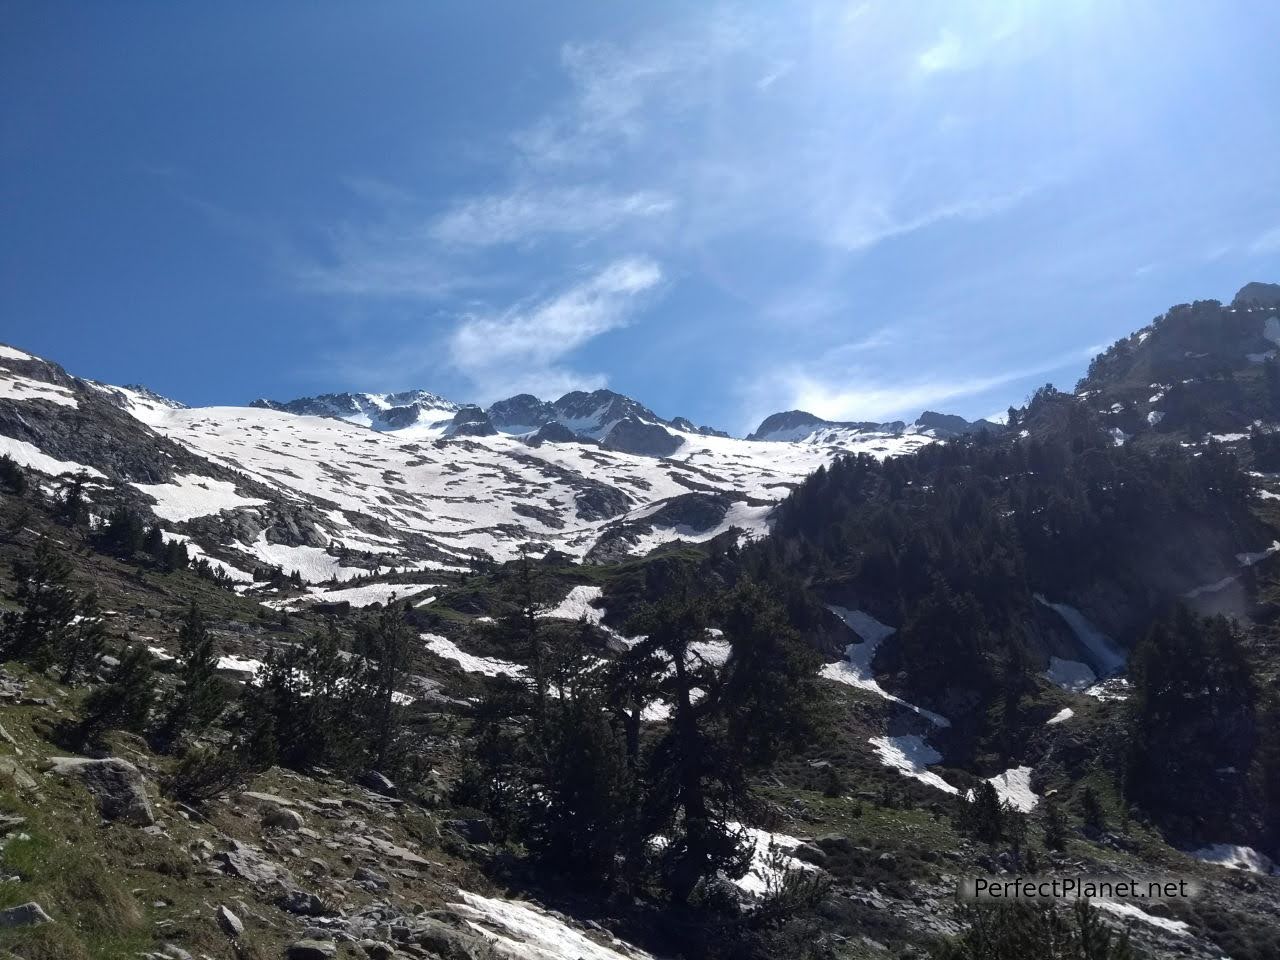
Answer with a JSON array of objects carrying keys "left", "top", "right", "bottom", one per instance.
[
  {"left": 258, "top": 621, "right": 371, "bottom": 772},
  {"left": 57, "top": 589, "right": 106, "bottom": 683},
  {"left": 74, "top": 643, "right": 156, "bottom": 745},
  {"left": 0, "top": 454, "right": 26, "bottom": 495},
  {"left": 1, "top": 536, "right": 77, "bottom": 668},
  {"left": 354, "top": 598, "right": 413, "bottom": 772},
  {"left": 957, "top": 781, "right": 1006, "bottom": 844},
  {"left": 157, "top": 603, "right": 223, "bottom": 749}
]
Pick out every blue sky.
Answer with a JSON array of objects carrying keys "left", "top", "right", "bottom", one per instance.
[{"left": 3, "top": 1, "right": 1279, "bottom": 434}]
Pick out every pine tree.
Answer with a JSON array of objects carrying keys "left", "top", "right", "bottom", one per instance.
[
  {"left": 57, "top": 589, "right": 106, "bottom": 683},
  {"left": 355, "top": 598, "right": 413, "bottom": 772},
  {"left": 627, "top": 591, "right": 751, "bottom": 905},
  {"left": 1079, "top": 786, "right": 1106, "bottom": 835},
  {"left": 98, "top": 506, "right": 145, "bottom": 557},
  {"left": 1041, "top": 795, "right": 1068, "bottom": 851},
  {"left": 2, "top": 536, "right": 77, "bottom": 668},
  {"left": 717, "top": 578, "right": 822, "bottom": 769},
  {"left": 259, "top": 621, "right": 371, "bottom": 771},
  {"left": 0, "top": 454, "right": 26, "bottom": 495},
  {"left": 958, "top": 781, "right": 1006, "bottom": 844},
  {"left": 57, "top": 473, "right": 90, "bottom": 525},
  {"left": 75, "top": 643, "right": 156, "bottom": 745},
  {"left": 157, "top": 603, "right": 223, "bottom": 749}
]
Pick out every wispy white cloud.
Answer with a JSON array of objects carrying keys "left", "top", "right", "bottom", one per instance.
[
  {"left": 916, "top": 31, "right": 964, "bottom": 75},
  {"left": 430, "top": 186, "right": 674, "bottom": 247},
  {"left": 755, "top": 60, "right": 794, "bottom": 90},
  {"left": 827, "top": 182, "right": 1045, "bottom": 253},
  {"left": 448, "top": 256, "right": 663, "bottom": 399},
  {"left": 756, "top": 342, "right": 1102, "bottom": 424},
  {"left": 1251, "top": 225, "right": 1280, "bottom": 255}
]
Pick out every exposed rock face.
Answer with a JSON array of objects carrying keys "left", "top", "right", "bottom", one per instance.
[
  {"left": 914, "top": 410, "right": 1003, "bottom": 437},
  {"left": 0, "top": 757, "right": 39, "bottom": 796},
  {"left": 285, "top": 941, "right": 337, "bottom": 960},
  {"left": 524, "top": 420, "right": 581, "bottom": 446},
  {"left": 447, "top": 405, "right": 496, "bottom": 437},
  {"left": 748, "top": 409, "right": 841, "bottom": 441},
  {"left": 215, "top": 905, "right": 244, "bottom": 937},
  {"left": 601, "top": 416, "right": 684, "bottom": 457},
  {"left": 444, "top": 818, "right": 493, "bottom": 844},
  {"left": 586, "top": 491, "right": 737, "bottom": 563},
  {"left": 45, "top": 756, "right": 154, "bottom": 825},
  {"left": 1233, "top": 281, "right": 1280, "bottom": 307},
  {"left": 251, "top": 390, "right": 459, "bottom": 433},
  {"left": 573, "top": 481, "right": 632, "bottom": 521},
  {"left": 488, "top": 393, "right": 557, "bottom": 433},
  {"left": 0, "top": 902, "right": 52, "bottom": 927},
  {"left": 264, "top": 806, "right": 306, "bottom": 830}
]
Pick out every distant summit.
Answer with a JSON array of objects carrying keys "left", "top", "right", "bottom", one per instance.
[
  {"left": 748, "top": 409, "right": 1001, "bottom": 443},
  {"left": 1233, "top": 281, "right": 1280, "bottom": 308}
]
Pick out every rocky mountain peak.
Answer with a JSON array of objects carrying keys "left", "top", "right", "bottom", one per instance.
[{"left": 1233, "top": 281, "right": 1280, "bottom": 308}]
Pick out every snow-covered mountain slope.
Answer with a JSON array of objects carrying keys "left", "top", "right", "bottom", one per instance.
[
  {"left": 252, "top": 390, "right": 461, "bottom": 438},
  {"left": 254, "top": 385, "right": 732, "bottom": 454},
  {"left": 748, "top": 408, "right": 1002, "bottom": 443},
  {"left": 0, "top": 344, "right": 941, "bottom": 581}
]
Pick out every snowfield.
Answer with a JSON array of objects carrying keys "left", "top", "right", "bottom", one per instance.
[
  {"left": 0, "top": 372, "right": 78, "bottom": 408},
  {"left": 0, "top": 435, "right": 105, "bottom": 479},
  {"left": 106, "top": 399, "right": 945, "bottom": 574},
  {"left": 132, "top": 473, "right": 267, "bottom": 523}
]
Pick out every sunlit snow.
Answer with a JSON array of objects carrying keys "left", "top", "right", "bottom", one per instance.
[
  {"left": 868, "top": 734, "right": 958, "bottom": 795},
  {"left": 421, "top": 633, "right": 525, "bottom": 679},
  {"left": 450, "top": 889, "right": 656, "bottom": 960},
  {"left": 132, "top": 473, "right": 267, "bottom": 522},
  {"left": 821, "top": 606, "right": 949, "bottom": 727}
]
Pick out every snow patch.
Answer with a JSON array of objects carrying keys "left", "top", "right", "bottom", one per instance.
[
  {"left": 539, "top": 585, "right": 606, "bottom": 624},
  {"left": 0, "top": 345, "right": 36, "bottom": 361},
  {"left": 820, "top": 606, "right": 950, "bottom": 727},
  {"left": 450, "top": 889, "right": 656, "bottom": 960},
  {"left": 1095, "top": 900, "right": 1189, "bottom": 936},
  {"left": 1035, "top": 596, "right": 1125, "bottom": 675},
  {"left": 132, "top": 474, "right": 266, "bottom": 522},
  {"left": 0, "top": 374, "right": 78, "bottom": 408},
  {"left": 0, "top": 435, "right": 105, "bottom": 478},
  {"left": 1187, "top": 843, "right": 1275, "bottom": 875},
  {"left": 984, "top": 766, "right": 1038, "bottom": 812},
  {"left": 1046, "top": 707, "right": 1074, "bottom": 725},
  {"left": 868, "top": 735, "right": 958, "bottom": 795},
  {"left": 421, "top": 633, "right": 525, "bottom": 679},
  {"left": 731, "top": 824, "right": 820, "bottom": 897},
  {"left": 249, "top": 535, "right": 380, "bottom": 584}
]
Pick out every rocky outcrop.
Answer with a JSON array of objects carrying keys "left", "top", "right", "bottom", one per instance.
[
  {"left": 447, "top": 405, "right": 496, "bottom": 437},
  {"left": 1233, "top": 281, "right": 1280, "bottom": 307},
  {"left": 0, "top": 902, "right": 52, "bottom": 928},
  {"left": 601, "top": 416, "right": 684, "bottom": 457},
  {"left": 45, "top": 756, "right": 154, "bottom": 825},
  {"left": 488, "top": 393, "right": 557, "bottom": 433}
]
